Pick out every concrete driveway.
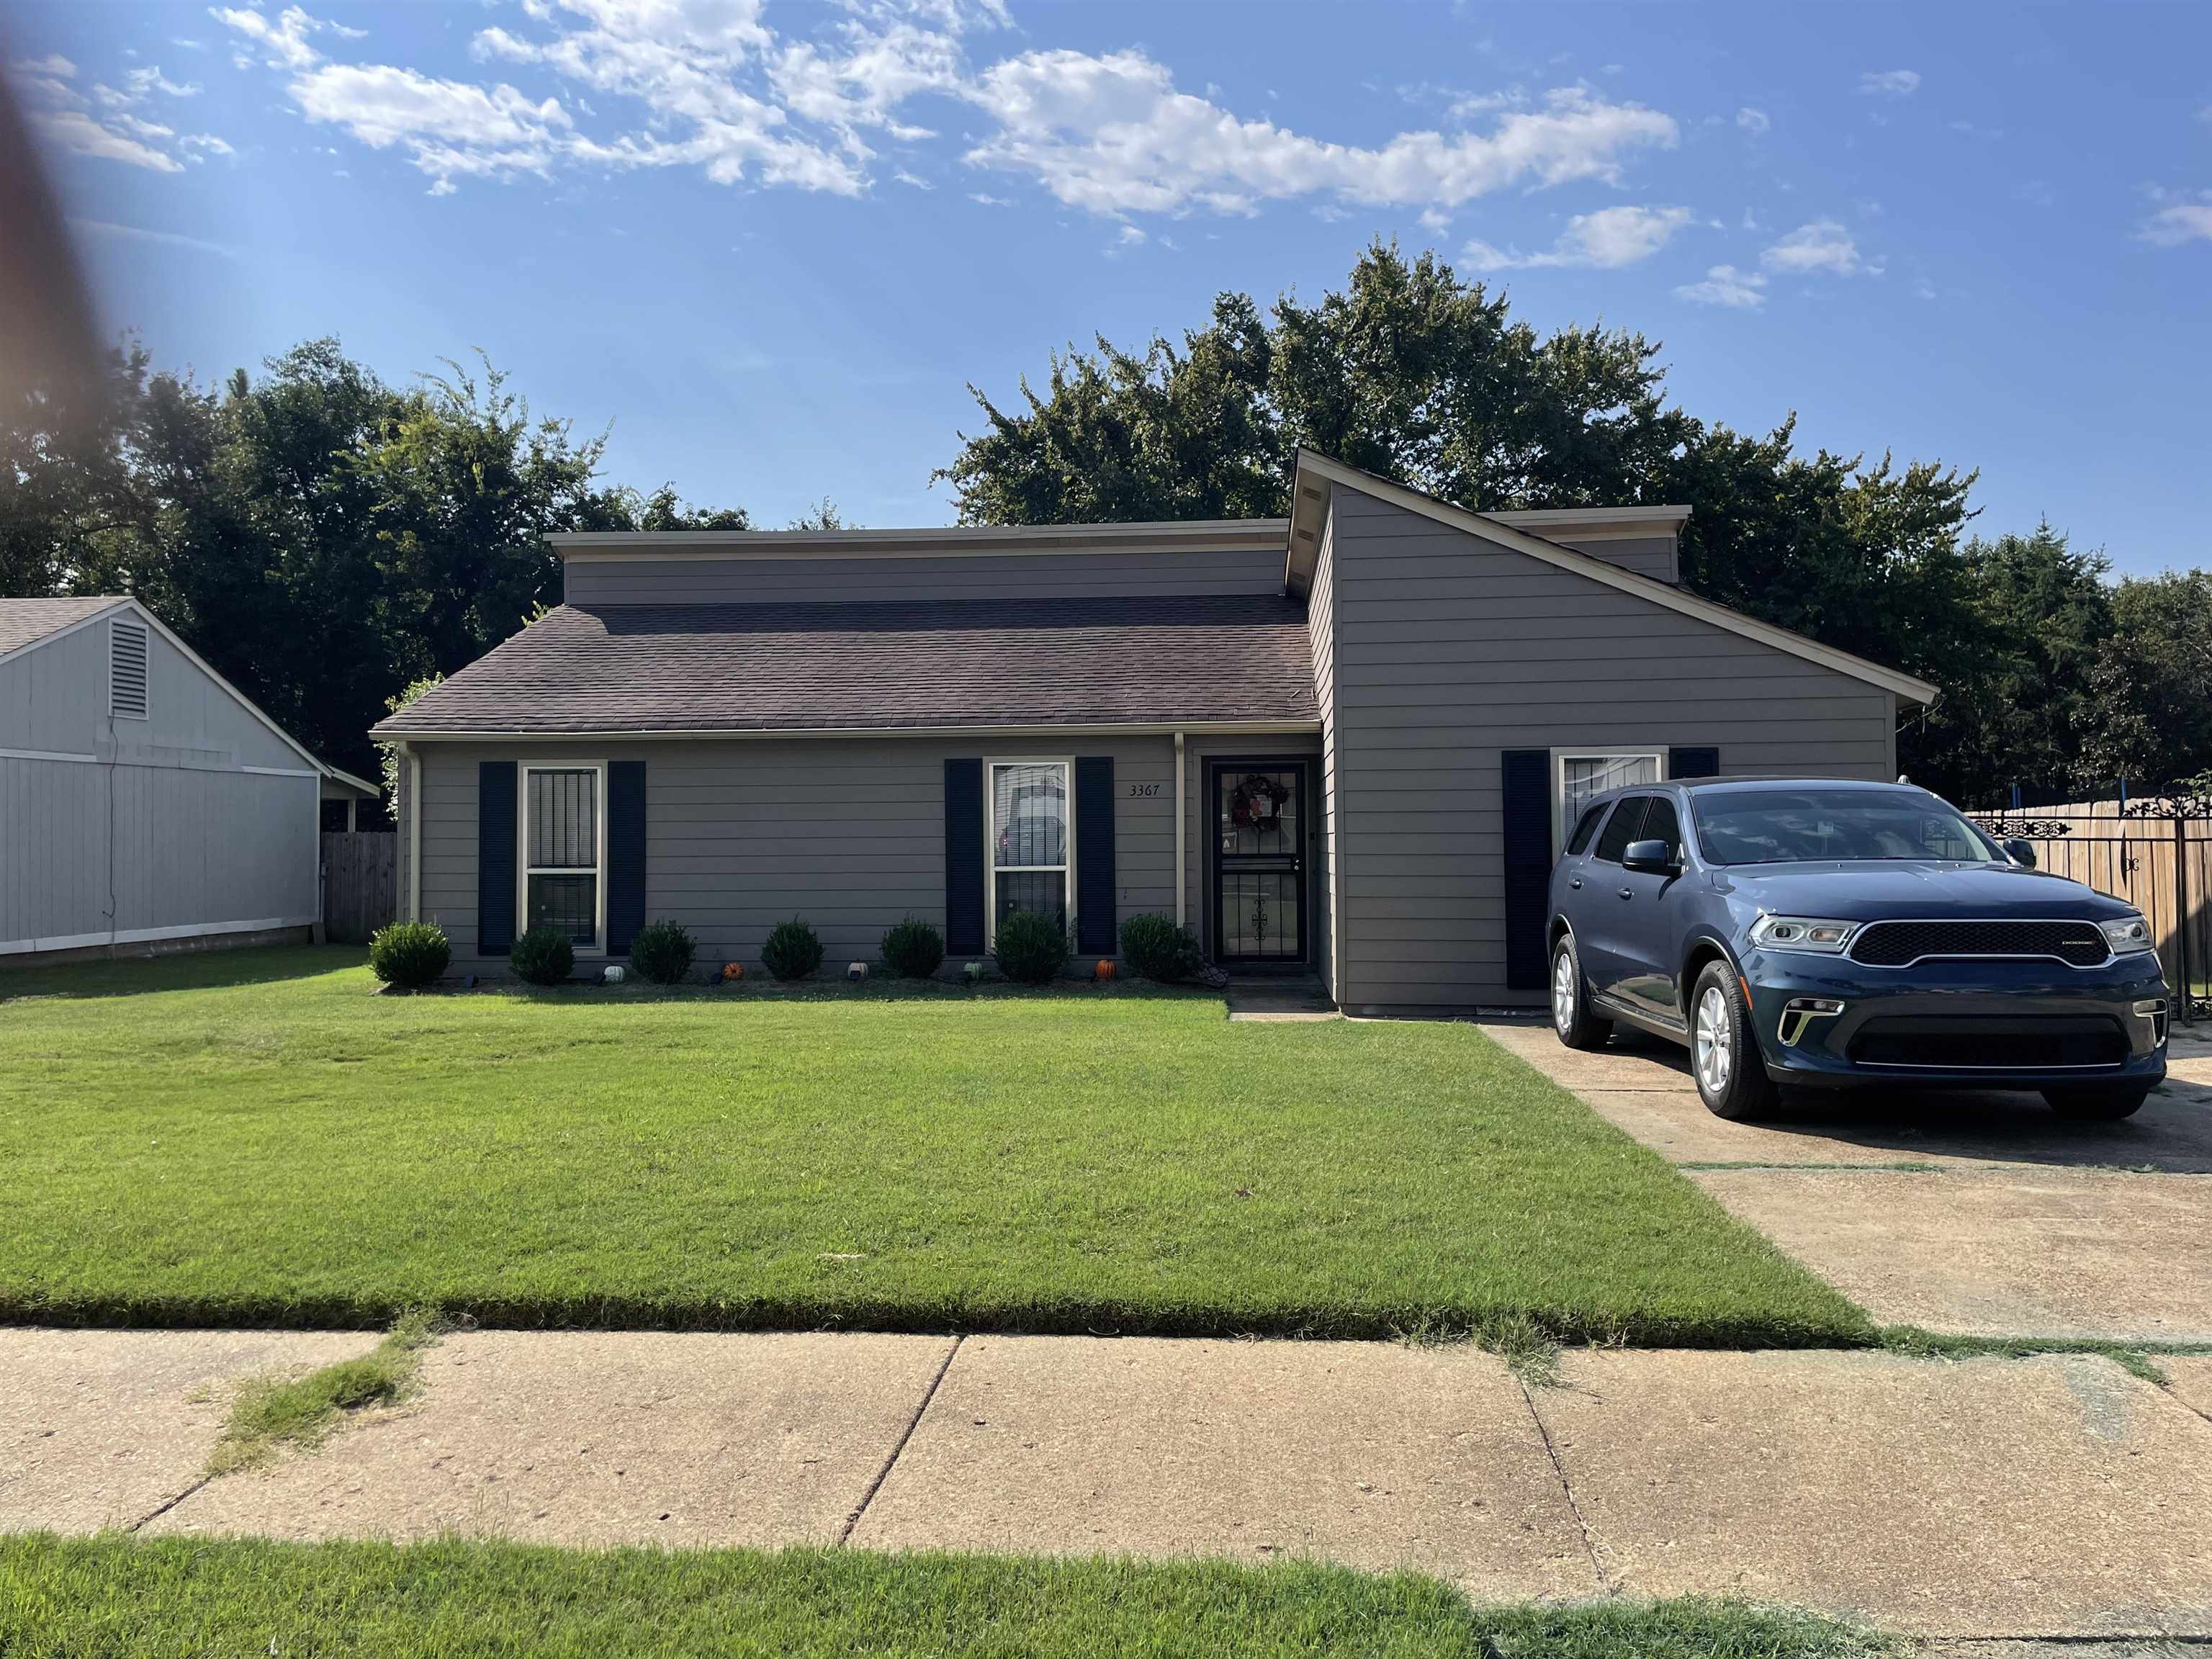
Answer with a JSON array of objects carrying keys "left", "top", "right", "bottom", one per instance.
[{"left": 1480, "top": 1021, "right": 2212, "bottom": 1343}]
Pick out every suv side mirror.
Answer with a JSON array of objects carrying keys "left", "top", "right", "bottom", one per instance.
[
  {"left": 2002, "top": 837, "right": 2038, "bottom": 869},
  {"left": 1622, "top": 838, "right": 1678, "bottom": 876}
]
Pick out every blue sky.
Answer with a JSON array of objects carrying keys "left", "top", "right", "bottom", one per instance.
[{"left": 10, "top": 1, "right": 2209, "bottom": 572}]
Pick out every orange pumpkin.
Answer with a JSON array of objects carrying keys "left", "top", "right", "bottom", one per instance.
[
  {"left": 1094, "top": 959, "right": 1117, "bottom": 981},
  {"left": 721, "top": 961, "right": 745, "bottom": 981}
]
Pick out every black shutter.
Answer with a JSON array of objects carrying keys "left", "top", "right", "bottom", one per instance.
[
  {"left": 477, "top": 761, "right": 517, "bottom": 956},
  {"left": 1501, "top": 748, "right": 1551, "bottom": 992},
  {"left": 1074, "top": 757, "right": 1116, "bottom": 955},
  {"left": 1669, "top": 746, "right": 1721, "bottom": 781},
  {"left": 944, "top": 759, "right": 984, "bottom": 956},
  {"left": 607, "top": 760, "right": 647, "bottom": 956}
]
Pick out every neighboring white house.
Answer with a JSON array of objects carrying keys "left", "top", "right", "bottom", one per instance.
[{"left": 0, "top": 595, "right": 377, "bottom": 966}]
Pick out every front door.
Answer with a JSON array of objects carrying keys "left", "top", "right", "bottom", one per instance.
[{"left": 1211, "top": 761, "right": 1308, "bottom": 966}]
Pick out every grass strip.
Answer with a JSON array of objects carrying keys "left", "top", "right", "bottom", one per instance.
[
  {"left": 1876, "top": 1325, "right": 2212, "bottom": 1385},
  {"left": 0, "top": 1534, "right": 1899, "bottom": 1659},
  {"left": 0, "top": 948, "right": 1869, "bottom": 1349},
  {"left": 207, "top": 1313, "right": 439, "bottom": 1476}
]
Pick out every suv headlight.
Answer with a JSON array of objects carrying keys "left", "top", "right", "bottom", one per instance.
[
  {"left": 1748, "top": 915, "right": 1860, "bottom": 954},
  {"left": 2100, "top": 913, "right": 2155, "bottom": 955}
]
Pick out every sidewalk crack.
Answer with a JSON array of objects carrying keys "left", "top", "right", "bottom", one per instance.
[
  {"left": 127, "top": 1476, "right": 211, "bottom": 1534},
  {"left": 1519, "top": 1377, "right": 1610, "bottom": 1596},
  {"left": 837, "top": 1334, "right": 961, "bottom": 1547}
]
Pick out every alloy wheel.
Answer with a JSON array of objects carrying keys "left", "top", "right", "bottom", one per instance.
[
  {"left": 1552, "top": 948, "right": 1575, "bottom": 1035},
  {"left": 1694, "top": 984, "right": 1732, "bottom": 1095}
]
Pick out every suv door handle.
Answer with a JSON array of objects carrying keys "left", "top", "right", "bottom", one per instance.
[
  {"left": 1568, "top": 876, "right": 1583, "bottom": 890},
  {"left": 1617, "top": 886, "right": 1634, "bottom": 900}
]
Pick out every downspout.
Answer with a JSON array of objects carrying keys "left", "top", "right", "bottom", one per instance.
[
  {"left": 404, "top": 743, "right": 422, "bottom": 923},
  {"left": 1174, "top": 729, "right": 1187, "bottom": 929}
]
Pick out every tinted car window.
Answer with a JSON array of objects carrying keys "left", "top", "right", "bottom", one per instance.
[
  {"left": 1642, "top": 796, "right": 1683, "bottom": 860},
  {"left": 1593, "top": 797, "right": 1649, "bottom": 863},
  {"left": 1692, "top": 789, "right": 2002, "bottom": 866},
  {"left": 1565, "top": 803, "right": 1608, "bottom": 857}
]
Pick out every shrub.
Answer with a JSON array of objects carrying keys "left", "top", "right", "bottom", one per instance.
[
  {"left": 880, "top": 915, "right": 946, "bottom": 979},
  {"left": 367, "top": 921, "right": 449, "bottom": 989},
  {"left": 511, "top": 926, "right": 575, "bottom": 986},
  {"left": 629, "top": 919, "right": 697, "bottom": 985},
  {"left": 761, "top": 917, "right": 823, "bottom": 981},
  {"left": 1118, "top": 913, "right": 1205, "bottom": 983},
  {"left": 992, "top": 909, "right": 1071, "bottom": 984}
]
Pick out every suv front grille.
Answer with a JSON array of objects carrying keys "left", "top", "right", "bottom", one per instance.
[
  {"left": 1846, "top": 1016, "right": 2128, "bottom": 1069},
  {"left": 1848, "top": 918, "right": 2110, "bottom": 968}
]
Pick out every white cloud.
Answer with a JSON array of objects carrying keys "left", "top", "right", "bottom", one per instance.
[
  {"left": 2141, "top": 194, "right": 2212, "bottom": 247},
  {"left": 1674, "top": 263, "right": 1766, "bottom": 307},
  {"left": 962, "top": 54, "right": 1675, "bottom": 215},
  {"left": 1735, "top": 107, "right": 1769, "bottom": 135},
  {"left": 290, "top": 64, "right": 573, "bottom": 189},
  {"left": 1463, "top": 203, "right": 1690, "bottom": 271},
  {"left": 1857, "top": 69, "right": 1920, "bottom": 99},
  {"left": 968, "top": 189, "right": 1012, "bottom": 205},
  {"left": 892, "top": 166, "right": 932, "bottom": 188},
  {"left": 1761, "top": 219, "right": 1876, "bottom": 276},
  {"left": 68, "top": 217, "right": 243, "bottom": 258},
  {"left": 9, "top": 45, "right": 228, "bottom": 170},
  {"left": 1418, "top": 206, "right": 1450, "bottom": 231},
  {"left": 212, "top": 5, "right": 339, "bottom": 71},
  {"left": 205, "top": 1, "right": 1679, "bottom": 217}
]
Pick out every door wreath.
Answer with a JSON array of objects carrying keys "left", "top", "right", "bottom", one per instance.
[{"left": 1229, "top": 772, "right": 1292, "bottom": 833}]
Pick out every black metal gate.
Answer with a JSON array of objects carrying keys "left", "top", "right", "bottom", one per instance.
[{"left": 1969, "top": 783, "right": 2211, "bottom": 1023}]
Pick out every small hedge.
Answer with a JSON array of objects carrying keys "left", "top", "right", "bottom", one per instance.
[
  {"left": 629, "top": 919, "right": 696, "bottom": 985},
  {"left": 511, "top": 926, "right": 575, "bottom": 986},
  {"left": 992, "top": 909, "right": 1071, "bottom": 984},
  {"left": 367, "top": 921, "right": 449, "bottom": 989},
  {"left": 761, "top": 917, "right": 824, "bottom": 981},
  {"left": 1119, "top": 913, "right": 1205, "bottom": 983},
  {"left": 880, "top": 916, "right": 945, "bottom": 979}
]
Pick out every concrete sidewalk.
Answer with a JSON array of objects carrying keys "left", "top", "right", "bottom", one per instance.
[{"left": 6, "top": 1327, "right": 2212, "bottom": 1640}]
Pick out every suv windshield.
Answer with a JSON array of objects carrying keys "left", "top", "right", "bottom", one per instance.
[{"left": 1691, "top": 789, "right": 2000, "bottom": 866}]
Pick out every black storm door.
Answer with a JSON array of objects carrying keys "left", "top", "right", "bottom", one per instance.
[{"left": 1211, "top": 761, "right": 1308, "bottom": 964}]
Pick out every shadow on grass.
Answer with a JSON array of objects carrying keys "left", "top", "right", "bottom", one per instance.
[
  {"left": 0, "top": 943, "right": 366, "bottom": 1003},
  {"left": 471, "top": 976, "right": 1223, "bottom": 1007}
]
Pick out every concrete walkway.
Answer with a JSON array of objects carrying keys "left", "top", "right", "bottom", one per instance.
[
  {"left": 6, "top": 1327, "right": 2212, "bottom": 1639},
  {"left": 1480, "top": 1020, "right": 2212, "bottom": 1343}
]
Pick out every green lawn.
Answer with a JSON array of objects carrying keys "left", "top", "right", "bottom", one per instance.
[
  {"left": 0, "top": 947, "right": 1866, "bottom": 1344},
  {"left": 0, "top": 1537, "right": 1895, "bottom": 1659}
]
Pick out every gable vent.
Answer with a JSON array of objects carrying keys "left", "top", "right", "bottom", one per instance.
[{"left": 109, "top": 619, "right": 149, "bottom": 719}]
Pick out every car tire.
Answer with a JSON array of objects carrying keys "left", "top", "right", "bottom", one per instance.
[
  {"left": 1688, "top": 959, "right": 1780, "bottom": 1122},
  {"left": 1550, "top": 935, "right": 1611, "bottom": 1051},
  {"left": 2042, "top": 1084, "right": 2154, "bottom": 1122}
]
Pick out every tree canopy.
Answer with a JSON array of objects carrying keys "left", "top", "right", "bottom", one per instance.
[
  {"left": 939, "top": 240, "right": 2209, "bottom": 799},
  {"left": 1, "top": 338, "right": 745, "bottom": 783}
]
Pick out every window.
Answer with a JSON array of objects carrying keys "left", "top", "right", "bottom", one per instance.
[
  {"left": 522, "top": 764, "right": 604, "bottom": 948},
  {"left": 1565, "top": 804, "right": 1609, "bottom": 858},
  {"left": 1593, "top": 797, "right": 1650, "bottom": 863},
  {"left": 1552, "top": 751, "right": 1663, "bottom": 856},
  {"left": 1642, "top": 796, "right": 1683, "bottom": 861},
  {"left": 1691, "top": 789, "right": 2004, "bottom": 867},
  {"left": 988, "top": 760, "right": 1071, "bottom": 940},
  {"left": 109, "top": 619, "right": 148, "bottom": 720}
]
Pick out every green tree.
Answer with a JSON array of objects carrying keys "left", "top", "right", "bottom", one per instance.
[{"left": 2079, "top": 571, "right": 2212, "bottom": 786}]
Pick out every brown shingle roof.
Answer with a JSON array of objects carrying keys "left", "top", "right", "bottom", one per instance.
[
  {"left": 374, "top": 595, "right": 1319, "bottom": 736},
  {"left": 0, "top": 595, "right": 127, "bottom": 657}
]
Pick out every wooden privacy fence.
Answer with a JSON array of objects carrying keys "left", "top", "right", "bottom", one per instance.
[
  {"left": 1969, "top": 799, "right": 2211, "bottom": 1017},
  {"left": 322, "top": 832, "right": 397, "bottom": 943}
]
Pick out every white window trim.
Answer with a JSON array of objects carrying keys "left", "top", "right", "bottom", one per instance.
[
  {"left": 1550, "top": 749, "right": 1666, "bottom": 860},
  {"left": 984, "top": 755, "right": 1075, "bottom": 950},
  {"left": 517, "top": 759, "right": 608, "bottom": 956}
]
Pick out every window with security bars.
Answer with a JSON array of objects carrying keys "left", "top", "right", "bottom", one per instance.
[
  {"left": 525, "top": 766, "right": 601, "bottom": 946},
  {"left": 1555, "top": 752, "right": 1662, "bottom": 855},
  {"left": 989, "top": 760, "right": 1068, "bottom": 938},
  {"left": 109, "top": 619, "right": 148, "bottom": 719}
]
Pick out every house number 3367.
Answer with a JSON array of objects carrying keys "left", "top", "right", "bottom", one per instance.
[{"left": 1127, "top": 783, "right": 1162, "bottom": 797}]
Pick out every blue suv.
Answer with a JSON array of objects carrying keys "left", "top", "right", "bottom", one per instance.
[{"left": 1547, "top": 778, "right": 2170, "bottom": 1122}]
